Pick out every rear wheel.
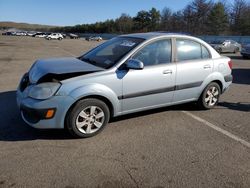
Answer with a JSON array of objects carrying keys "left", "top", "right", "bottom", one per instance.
[
  {"left": 198, "top": 82, "right": 221, "bottom": 110},
  {"left": 66, "top": 98, "right": 110, "bottom": 138},
  {"left": 234, "top": 47, "right": 239, "bottom": 53}
]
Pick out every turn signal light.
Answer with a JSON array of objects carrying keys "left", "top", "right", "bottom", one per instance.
[{"left": 45, "top": 109, "right": 55, "bottom": 119}]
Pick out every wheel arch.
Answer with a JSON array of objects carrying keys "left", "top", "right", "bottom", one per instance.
[
  {"left": 64, "top": 94, "right": 115, "bottom": 129},
  {"left": 210, "top": 80, "right": 223, "bottom": 92},
  {"left": 198, "top": 78, "right": 224, "bottom": 100}
]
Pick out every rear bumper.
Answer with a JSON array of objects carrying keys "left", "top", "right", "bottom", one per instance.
[
  {"left": 224, "top": 75, "right": 233, "bottom": 82},
  {"left": 222, "top": 75, "right": 232, "bottom": 93}
]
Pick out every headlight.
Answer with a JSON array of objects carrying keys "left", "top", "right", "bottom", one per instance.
[{"left": 28, "top": 82, "right": 61, "bottom": 100}]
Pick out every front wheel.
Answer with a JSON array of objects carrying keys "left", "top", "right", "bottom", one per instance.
[
  {"left": 198, "top": 82, "right": 221, "bottom": 110},
  {"left": 66, "top": 98, "right": 110, "bottom": 138}
]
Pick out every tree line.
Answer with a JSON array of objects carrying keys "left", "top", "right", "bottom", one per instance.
[{"left": 52, "top": 0, "right": 250, "bottom": 35}]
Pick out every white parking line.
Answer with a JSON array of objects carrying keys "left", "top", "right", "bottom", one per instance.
[{"left": 182, "top": 111, "right": 250, "bottom": 148}]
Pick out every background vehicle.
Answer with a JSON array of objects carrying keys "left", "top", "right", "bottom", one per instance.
[
  {"left": 241, "top": 43, "right": 250, "bottom": 58},
  {"left": 17, "top": 33, "right": 232, "bottom": 138},
  {"left": 86, "top": 36, "right": 102, "bottom": 41},
  {"left": 210, "top": 40, "right": 241, "bottom": 53},
  {"left": 1, "top": 31, "right": 13, "bottom": 36},
  {"left": 15, "top": 31, "right": 27, "bottom": 36},
  {"left": 69, "top": 33, "right": 79, "bottom": 39},
  {"left": 46, "top": 33, "right": 63, "bottom": 40},
  {"left": 33, "top": 32, "right": 47, "bottom": 38}
]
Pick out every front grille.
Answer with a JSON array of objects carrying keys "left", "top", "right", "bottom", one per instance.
[{"left": 20, "top": 73, "right": 30, "bottom": 92}]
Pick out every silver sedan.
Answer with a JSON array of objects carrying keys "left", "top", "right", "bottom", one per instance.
[
  {"left": 17, "top": 32, "right": 233, "bottom": 138},
  {"left": 211, "top": 40, "right": 241, "bottom": 53}
]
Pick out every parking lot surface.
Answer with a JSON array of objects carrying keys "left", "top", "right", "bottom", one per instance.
[{"left": 0, "top": 35, "right": 250, "bottom": 188}]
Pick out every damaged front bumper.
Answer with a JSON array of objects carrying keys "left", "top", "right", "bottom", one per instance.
[{"left": 16, "top": 76, "right": 75, "bottom": 129}]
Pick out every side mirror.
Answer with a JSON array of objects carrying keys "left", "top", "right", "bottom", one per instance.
[{"left": 126, "top": 59, "right": 144, "bottom": 70}]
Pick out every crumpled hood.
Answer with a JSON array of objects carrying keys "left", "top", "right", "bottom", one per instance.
[{"left": 29, "top": 57, "right": 104, "bottom": 83}]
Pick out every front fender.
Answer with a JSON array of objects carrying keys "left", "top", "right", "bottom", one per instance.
[{"left": 68, "top": 84, "right": 121, "bottom": 116}]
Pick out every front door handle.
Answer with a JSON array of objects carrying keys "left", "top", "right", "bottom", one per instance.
[
  {"left": 163, "top": 70, "right": 172, "bottom": 74},
  {"left": 203, "top": 64, "right": 211, "bottom": 69}
]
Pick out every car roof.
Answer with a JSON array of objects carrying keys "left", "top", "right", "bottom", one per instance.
[
  {"left": 121, "top": 32, "right": 191, "bottom": 40},
  {"left": 120, "top": 32, "right": 221, "bottom": 59}
]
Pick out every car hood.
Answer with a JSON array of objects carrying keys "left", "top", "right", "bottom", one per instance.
[{"left": 29, "top": 57, "right": 104, "bottom": 84}]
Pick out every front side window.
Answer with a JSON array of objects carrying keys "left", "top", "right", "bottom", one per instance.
[
  {"left": 132, "top": 39, "right": 172, "bottom": 66},
  {"left": 176, "top": 39, "right": 210, "bottom": 61},
  {"left": 80, "top": 37, "right": 144, "bottom": 69}
]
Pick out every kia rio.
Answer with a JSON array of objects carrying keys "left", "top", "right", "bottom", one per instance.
[{"left": 17, "top": 32, "right": 233, "bottom": 138}]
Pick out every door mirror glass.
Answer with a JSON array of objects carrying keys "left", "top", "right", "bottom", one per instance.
[{"left": 126, "top": 59, "right": 144, "bottom": 70}]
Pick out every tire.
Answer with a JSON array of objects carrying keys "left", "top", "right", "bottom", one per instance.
[
  {"left": 198, "top": 82, "right": 221, "bottom": 110},
  {"left": 234, "top": 47, "right": 239, "bottom": 53},
  {"left": 58, "top": 37, "right": 62, "bottom": 40},
  {"left": 217, "top": 48, "right": 222, "bottom": 54},
  {"left": 66, "top": 98, "right": 110, "bottom": 138},
  {"left": 48, "top": 37, "right": 51, "bottom": 40}
]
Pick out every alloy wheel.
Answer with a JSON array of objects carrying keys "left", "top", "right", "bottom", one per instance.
[
  {"left": 75, "top": 106, "right": 105, "bottom": 134},
  {"left": 205, "top": 86, "right": 219, "bottom": 107}
]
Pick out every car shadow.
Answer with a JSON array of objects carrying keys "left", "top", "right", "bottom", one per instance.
[
  {"left": 0, "top": 90, "right": 200, "bottom": 141},
  {"left": 219, "top": 102, "right": 250, "bottom": 112},
  {"left": 0, "top": 90, "right": 248, "bottom": 142},
  {"left": 232, "top": 69, "right": 250, "bottom": 85},
  {"left": 111, "top": 102, "right": 199, "bottom": 123}
]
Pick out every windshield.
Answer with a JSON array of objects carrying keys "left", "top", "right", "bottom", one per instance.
[{"left": 79, "top": 37, "right": 145, "bottom": 69}]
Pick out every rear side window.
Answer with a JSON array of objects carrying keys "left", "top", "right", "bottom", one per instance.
[{"left": 176, "top": 39, "right": 210, "bottom": 61}]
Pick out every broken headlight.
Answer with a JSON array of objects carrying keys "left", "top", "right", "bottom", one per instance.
[{"left": 28, "top": 82, "right": 61, "bottom": 100}]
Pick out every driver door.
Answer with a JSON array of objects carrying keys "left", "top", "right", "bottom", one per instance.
[{"left": 120, "top": 39, "right": 176, "bottom": 114}]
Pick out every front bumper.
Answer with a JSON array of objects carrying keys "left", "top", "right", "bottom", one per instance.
[
  {"left": 17, "top": 89, "right": 75, "bottom": 129},
  {"left": 20, "top": 105, "right": 56, "bottom": 124}
]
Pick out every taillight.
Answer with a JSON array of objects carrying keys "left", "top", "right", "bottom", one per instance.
[{"left": 228, "top": 60, "right": 233, "bottom": 70}]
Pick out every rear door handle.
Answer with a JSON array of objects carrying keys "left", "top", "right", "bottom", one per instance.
[
  {"left": 203, "top": 64, "right": 211, "bottom": 69},
  {"left": 163, "top": 70, "right": 172, "bottom": 74}
]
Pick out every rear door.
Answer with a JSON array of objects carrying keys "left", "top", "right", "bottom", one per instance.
[{"left": 173, "top": 38, "right": 213, "bottom": 102}]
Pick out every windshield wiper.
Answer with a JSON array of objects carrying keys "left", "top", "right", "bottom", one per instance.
[
  {"left": 80, "top": 57, "right": 98, "bottom": 65},
  {"left": 80, "top": 57, "right": 105, "bottom": 68}
]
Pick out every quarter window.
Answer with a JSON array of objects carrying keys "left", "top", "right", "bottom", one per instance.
[
  {"left": 202, "top": 45, "right": 210, "bottom": 59},
  {"left": 133, "top": 39, "right": 172, "bottom": 66}
]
